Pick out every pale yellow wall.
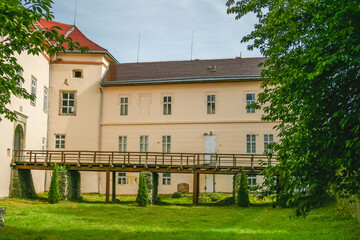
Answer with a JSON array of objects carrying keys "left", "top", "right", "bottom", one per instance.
[
  {"left": 94, "top": 81, "right": 277, "bottom": 194},
  {"left": 0, "top": 52, "right": 49, "bottom": 197},
  {"left": 48, "top": 53, "right": 104, "bottom": 152}
]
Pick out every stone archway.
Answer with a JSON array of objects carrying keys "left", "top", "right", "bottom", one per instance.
[{"left": 13, "top": 124, "right": 24, "bottom": 161}]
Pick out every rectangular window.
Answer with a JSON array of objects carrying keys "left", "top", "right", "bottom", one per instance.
[
  {"left": 31, "top": 77, "right": 37, "bottom": 105},
  {"left": 207, "top": 94, "right": 216, "bottom": 114},
  {"left": 120, "top": 97, "right": 128, "bottom": 116},
  {"left": 247, "top": 176, "right": 257, "bottom": 186},
  {"left": 55, "top": 135, "right": 65, "bottom": 149},
  {"left": 43, "top": 87, "right": 48, "bottom": 112},
  {"left": 162, "top": 135, "right": 171, "bottom": 153},
  {"left": 246, "top": 134, "right": 256, "bottom": 153},
  {"left": 61, "top": 91, "right": 76, "bottom": 115},
  {"left": 139, "top": 135, "right": 149, "bottom": 152},
  {"left": 264, "top": 134, "right": 274, "bottom": 153},
  {"left": 119, "top": 136, "right": 127, "bottom": 152},
  {"left": 246, "top": 93, "right": 255, "bottom": 113},
  {"left": 163, "top": 96, "right": 172, "bottom": 115},
  {"left": 117, "top": 172, "right": 127, "bottom": 184},
  {"left": 162, "top": 173, "right": 171, "bottom": 185},
  {"left": 16, "top": 70, "right": 23, "bottom": 88}
]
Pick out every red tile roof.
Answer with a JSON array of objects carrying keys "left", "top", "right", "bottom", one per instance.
[
  {"left": 101, "top": 57, "right": 265, "bottom": 86},
  {"left": 37, "top": 19, "right": 107, "bottom": 51}
]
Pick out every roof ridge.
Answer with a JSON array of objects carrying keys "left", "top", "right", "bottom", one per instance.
[
  {"left": 71, "top": 26, "right": 107, "bottom": 51},
  {"left": 43, "top": 18, "right": 73, "bottom": 28},
  {"left": 112, "top": 57, "right": 266, "bottom": 65}
]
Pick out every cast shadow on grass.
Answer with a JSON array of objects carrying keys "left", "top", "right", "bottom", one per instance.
[{"left": 0, "top": 225, "right": 291, "bottom": 240}]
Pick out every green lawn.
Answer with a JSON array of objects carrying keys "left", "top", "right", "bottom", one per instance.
[{"left": 0, "top": 194, "right": 359, "bottom": 240}]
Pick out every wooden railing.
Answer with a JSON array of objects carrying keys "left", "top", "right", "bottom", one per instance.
[{"left": 11, "top": 150, "right": 277, "bottom": 169}]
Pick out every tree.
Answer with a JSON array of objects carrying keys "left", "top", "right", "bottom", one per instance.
[
  {"left": 227, "top": 0, "right": 360, "bottom": 215},
  {"left": 136, "top": 172, "right": 148, "bottom": 207},
  {"left": 0, "top": 0, "right": 85, "bottom": 121},
  {"left": 48, "top": 163, "right": 60, "bottom": 204},
  {"left": 238, "top": 169, "right": 250, "bottom": 207}
]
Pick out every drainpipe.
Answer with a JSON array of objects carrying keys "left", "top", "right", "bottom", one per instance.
[
  {"left": 98, "top": 87, "right": 103, "bottom": 194},
  {"left": 44, "top": 52, "right": 55, "bottom": 192}
]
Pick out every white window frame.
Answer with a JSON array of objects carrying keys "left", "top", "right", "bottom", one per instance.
[
  {"left": 30, "top": 77, "right": 37, "bottom": 105},
  {"left": 120, "top": 97, "right": 128, "bottom": 116},
  {"left": 246, "top": 93, "right": 255, "bottom": 113},
  {"left": 264, "top": 134, "right": 274, "bottom": 153},
  {"left": 139, "top": 135, "right": 149, "bottom": 152},
  {"left": 163, "top": 96, "right": 172, "bottom": 115},
  {"left": 117, "top": 172, "right": 127, "bottom": 185},
  {"left": 60, "top": 91, "right": 76, "bottom": 115},
  {"left": 247, "top": 176, "right": 257, "bottom": 186},
  {"left": 162, "top": 173, "right": 171, "bottom": 185},
  {"left": 42, "top": 137, "right": 46, "bottom": 152},
  {"left": 207, "top": 94, "right": 216, "bottom": 114},
  {"left": 162, "top": 135, "right": 171, "bottom": 153},
  {"left": 246, "top": 134, "right": 256, "bottom": 153},
  {"left": 54, "top": 135, "right": 65, "bottom": 149},
  {"left": 119, "top": 136, "right": 127, "bottom": 152},
  {"left": 16, "top": 70, "right": 23, "bottom": 88},
  {"left": 43, "top": 87, "right": 48, "bottom": 112}
]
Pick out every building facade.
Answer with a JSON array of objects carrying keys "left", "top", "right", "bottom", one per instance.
[{"left": 0, "top": 19, "right": 275, "bottom": 198}]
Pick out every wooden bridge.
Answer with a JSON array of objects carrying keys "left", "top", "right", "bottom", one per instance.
[{"left": 11, "top": 150, "right": 277, "bottom": 204}]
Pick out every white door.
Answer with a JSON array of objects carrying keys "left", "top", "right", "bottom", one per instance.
[
  {"left": 205, "top": 135, "right": 216, "bottom": 192},
  {"left": 205, "top": 135, "right": 217, "bottom": 164}
]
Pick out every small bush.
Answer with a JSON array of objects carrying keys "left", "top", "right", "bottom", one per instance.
[
  {"left": 199, "top": 193, "right": 212, "bottom": 203},
  {"left": 208, "top": 193, "right": 222, "bottom": 202},
  {"left": 172, "top": 192, "right": 183, "bottom": 198},
  {"left": 238, "top": 169, "right": 250, "bottom": 207},
  {"left": 136, "top": 172, "right": 148, "bottom": 207},
  {"left": 48, "top": 164, "right": 60, "bottom": 204}
]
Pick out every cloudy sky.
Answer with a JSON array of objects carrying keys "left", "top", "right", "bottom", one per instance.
[{"left": 52, "top": 0, "right": 262, "bottom": 63}]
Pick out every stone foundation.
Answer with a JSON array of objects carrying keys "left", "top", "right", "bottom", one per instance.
[
  {"left": 233, "top": 174, "right": 241, "bottom": 206},
  {"left": 143, "top": 172, "right": 158, "bottom": 204},
  {"left": 9, "top": 168, "right": 36, "bottom": 199},
  {"left": 58, "top": 170, "right": 81, "bottom": 201}
]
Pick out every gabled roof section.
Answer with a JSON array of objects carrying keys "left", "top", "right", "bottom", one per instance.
[
  {"left": 38, "top": 19, "right": 106, "bottom": 51},
  {"left": 101, "top": 57, "right": 265, "bottom": 86},
  {"left": 35, "top": 19, "right": 118, "bottom": 63}
]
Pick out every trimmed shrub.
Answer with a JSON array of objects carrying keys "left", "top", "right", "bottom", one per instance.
[
  {"left": 198, "top": 193, "right": 212, "bottom": 203},
  {"left": 238, "top": 169, "right": 250, "bottom": 207},
  {"left": 48, "top": 164, "right": 60, "bottom": 204},
  {"left": 136, "top": 172, "right": 148, "bottom": 207},
  {"left": 172, "top": 192, "right": 183, "bottom": 198}
]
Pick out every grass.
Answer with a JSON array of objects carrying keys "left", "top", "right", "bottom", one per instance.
[{"left": 0, "top": 193, "right": 359, "bottom": 240}]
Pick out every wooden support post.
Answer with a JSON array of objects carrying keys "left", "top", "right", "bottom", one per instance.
[
  {"left": 193, "top": 172, "right": 199, "bottom": 205},
  {"left": 105, "top": 169, "right": 110, "bottom": 204},
  {"left": 112, "top": 171, "right": 116, "bottom": 201}
]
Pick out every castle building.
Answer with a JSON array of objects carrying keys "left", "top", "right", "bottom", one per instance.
[{"left": 0, "top": 19, "right": 275, "bottom": 198}]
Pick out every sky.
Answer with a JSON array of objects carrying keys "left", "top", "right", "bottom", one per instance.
[{"left": 51, "top": 0, "right": 262, "bottom": 63}]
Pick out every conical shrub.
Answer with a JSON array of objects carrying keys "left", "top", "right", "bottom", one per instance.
[
  {"left": 136, "top": 172, "right": 148, "bottom": 207},
  {"left": 238, "top": 168, "right": 250, "bottom": 207},
  {"left": 48, "top": 163, "right": 60, "bottom": 204}
]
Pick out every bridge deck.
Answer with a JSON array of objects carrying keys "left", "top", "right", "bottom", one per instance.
[
  {"left": 11, "top": 150, "right": 277, "bottom": 204},
  {"left": 12, "top": 150, "right": 276, "bottom": 174}
]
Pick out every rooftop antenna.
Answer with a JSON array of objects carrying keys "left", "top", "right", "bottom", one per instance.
[
  {"left": 73, "top": 0, "right": 77, "bottom": 26},
  {"left": 137, "top": 33, "right": 141, "bottom": 63},
  {"left": 190, "top": 31, "right": 194, "bottom": 60}
]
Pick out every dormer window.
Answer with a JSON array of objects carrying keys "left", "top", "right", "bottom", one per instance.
[{"left": 73, "top": 69, "right": 83, "bottom": 78}]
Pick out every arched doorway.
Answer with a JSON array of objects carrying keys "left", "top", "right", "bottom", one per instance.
[{"left": 13, "top": 124, "right": 24, "bottom": 161}]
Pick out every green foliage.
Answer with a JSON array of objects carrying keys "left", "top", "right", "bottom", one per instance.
[
  {"left": 238, "top": 169, "right": 250, "bottom": 207},
  {"left": 227, "top": 0, "right": 360, "bottom": 215},
  {"left": 199, "top": 193, "right": 224, "bottom": 203},
  {"left": 136, "top": 172, "right": 148, "bottom": 207},
  {"left": 172, "top": 192, "right": 183, "bottom": 198},
  {"left": 48, "top": 163, "right": 60, "bottom": 204},
  {"left": 0, "top": 0, "right": 87, "bottom": 121}
]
